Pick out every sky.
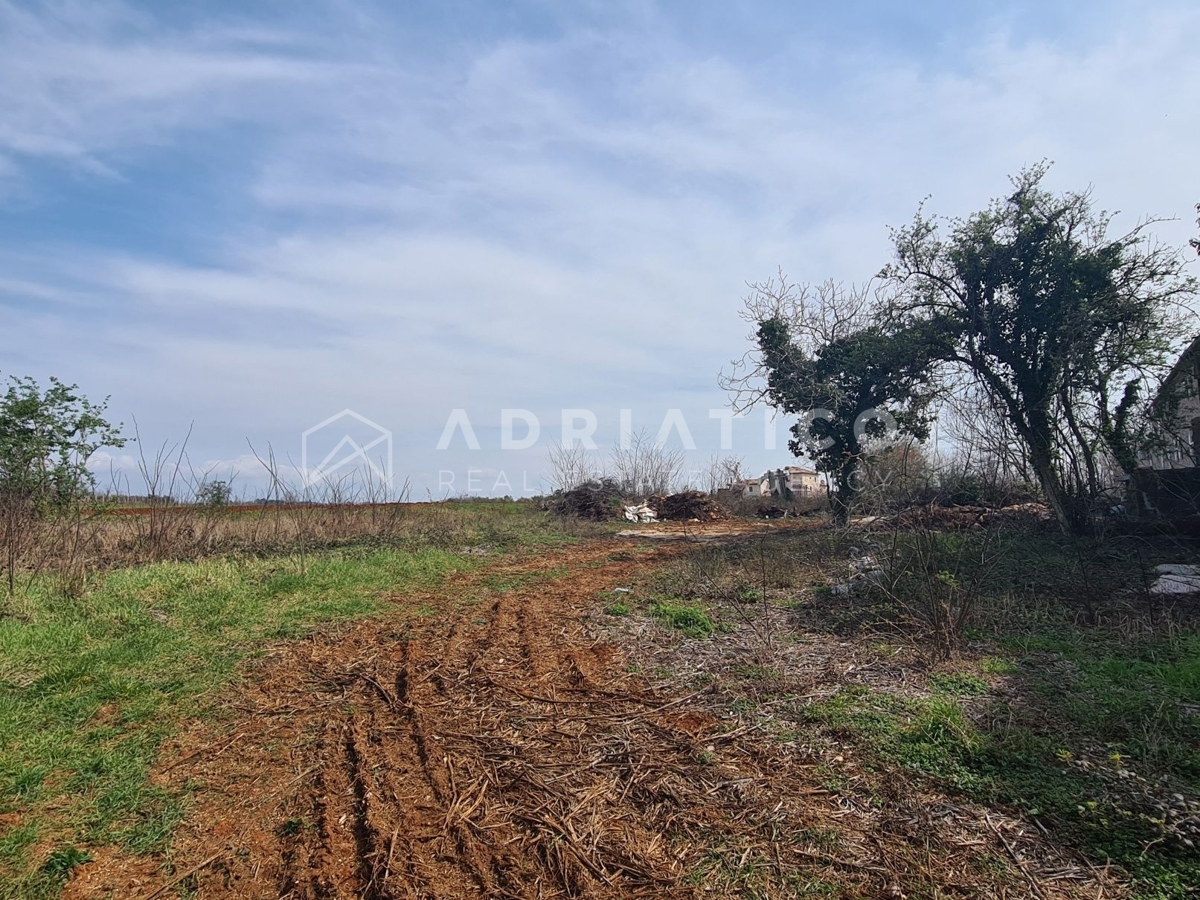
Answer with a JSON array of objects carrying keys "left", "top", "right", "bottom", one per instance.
[{"left": 1, "top": 0, "right": 1198, "bottom": 498}]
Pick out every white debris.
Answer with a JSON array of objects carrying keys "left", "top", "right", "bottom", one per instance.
[
  {"left": 623, "top": 503, "right": 658, "bottom": 523},
  {"left": 1150, "top": 574, "right": 1200, "bottom": 596},
  {"left": 1154, "top": 564, "right": 1200, "bottom": 576},
  {"left": 830, "top": 553, "right": 886, "bottom": 595},
  {"left": 849, "top": 515, "right": 882, "bottom": 526},
  {"left": 849, "top": 554, "right": 879, "bottom": 573}
]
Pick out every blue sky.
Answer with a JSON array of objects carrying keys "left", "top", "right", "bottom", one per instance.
[{"left": 1, "top": 0, "right": 1198, "bottom": 497}]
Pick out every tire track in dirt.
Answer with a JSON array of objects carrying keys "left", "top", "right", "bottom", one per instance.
[{"left": 62, "top": 539, "right": 686, "bottom": 898}]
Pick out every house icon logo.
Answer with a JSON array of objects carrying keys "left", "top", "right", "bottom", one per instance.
[{"left": 301, "top": 410, "right": 393, "bottom": 488}]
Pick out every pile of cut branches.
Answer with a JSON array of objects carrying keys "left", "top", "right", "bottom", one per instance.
[
  {"left": 654, "top": 491, "right": 728, "bottom": 521},
  {"left": 548, "top": 480, "right": 626, "bottom": 520}
]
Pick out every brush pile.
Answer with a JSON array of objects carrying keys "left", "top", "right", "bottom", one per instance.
[
  {"left": 653, "top": 491, "right": 728, "bottom": 522},
  {"left": 858, "top": 502, "right": 1053, "bottom": 531},
  {"left": 548, "top": 481, "right": 625, "bottom": 520}
]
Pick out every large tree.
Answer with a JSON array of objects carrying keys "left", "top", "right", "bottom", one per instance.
[
  {"left": 885, "top": 165, "right": 1195, "bottom": 533},
  {"left": 725, "top": 277, "right": 940, "bottom": 522}
]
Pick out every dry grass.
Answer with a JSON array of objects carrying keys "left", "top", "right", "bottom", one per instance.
[{"left": 2, "top": 498, "right": 610, "bottom": 599}]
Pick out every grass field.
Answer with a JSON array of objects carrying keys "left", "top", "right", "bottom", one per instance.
[{"left": 0, "top": 500, "right": 595, "bottom": 898}]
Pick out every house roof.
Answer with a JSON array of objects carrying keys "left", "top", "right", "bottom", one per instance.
[
  {"left": 1152, "top": 333, "right": 1200, "bottom": 415},
  {"left": 782, "top": 466, "right": 818, "bottom": 475}
]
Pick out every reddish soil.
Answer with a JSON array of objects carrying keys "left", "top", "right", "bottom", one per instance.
[{"left": 64, "top": 533, "right": 1117, "bottom": 899}]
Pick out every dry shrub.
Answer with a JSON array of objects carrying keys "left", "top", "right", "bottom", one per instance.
[{"left": 653, "top": 491, "right": 727, "bottom": 521}]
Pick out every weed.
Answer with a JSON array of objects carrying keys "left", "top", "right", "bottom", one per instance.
[
  {"left": 38, "top": 845, "right": 91, "bottom": 880},
  {"left": 979, "top": 656, "right": 1018, "bottom": 676},
  {"left": 649, "top": 601, "right": 715, "bottom": 638},
  {"left": 277, "top": 817, "right": 305, "bottom": 837},
  {"left": 929, "top": 672, "right": 989, "bottom": 695}
]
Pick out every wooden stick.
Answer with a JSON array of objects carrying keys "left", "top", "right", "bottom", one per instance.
[{"left": 986, "top": 815, "right": 1048, "bottom": 900}]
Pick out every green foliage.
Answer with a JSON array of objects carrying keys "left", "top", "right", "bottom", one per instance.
[
  {"left": 0, "top": 375, "right": 127, "bottom": 596},
  {"left": 754, "top": 305, "right": 940, "bottom": 521},
  {"left": 0, "top": 375, "right": 125, "bottom": 513},
  {"left": 929, "top": 672, "right": 989, "bottom": 696},
  {"left": 734, "top": 586, "right": 762, "bottom": 603},
  {"left": 194, "top": 480, "right": 232, "bottom": 508},
  {"left": 277, "top": 817, "right": 305, "bottom": 837},
  {"left": 886, "top": 165, "right": 1196, "bottom": 532},
  {"left": 649, "top": 600, "right": 715, "bottom": 637}
]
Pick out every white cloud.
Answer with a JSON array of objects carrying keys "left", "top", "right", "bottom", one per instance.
[
  {"left": 1, "top": 0, "right": 1199, "bottom": 495},
  {"left": 0, "top": 0, "right": 340, "bottom": 174}
]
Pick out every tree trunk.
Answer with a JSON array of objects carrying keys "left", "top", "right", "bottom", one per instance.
[
  {"left": 1026, "top": 437, "right": 1092, "bottom": 536},
  {"left": 830, "top": 456, "right": 857, "bottom": 525}
]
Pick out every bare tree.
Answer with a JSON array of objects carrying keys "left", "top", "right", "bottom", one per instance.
[
  {"left": 702, "top": 454, "right": 744, "bottom": 494},
  {"left": 609, "top": 428, "right": 685, "bottom": 497},
  {"left": 721, "top": 272, "right": 880, "bottom": 413},
  {"left": 857, "top": 439, "right": 934, "bottom": 511},
  {"left": 544, "top": 443, "right": 599, "bottom": 493}
]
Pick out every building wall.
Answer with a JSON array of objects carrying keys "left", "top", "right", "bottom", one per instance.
[
  {"left": 785, "top": 471, "right": 821, "bottom": 494},
  {"left": 1145, "top": 341, "right": 1200, "bottom": 470},
  {"left": 1128, "top": 467, "right": 1200, "bottom": 519},
  {"left": 733, "top": 468, "right": 823, "bottom": 498},
  {"left": 741, "top": 480, "right": 766, "bottom": 498},
  {"left": 1146, "top": 393, "right": 1200, "bottom": 470}
]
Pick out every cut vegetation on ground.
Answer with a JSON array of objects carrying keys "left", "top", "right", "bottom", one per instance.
[{"left": 0, "top": 504, "right": 1197, "bottom": 899}]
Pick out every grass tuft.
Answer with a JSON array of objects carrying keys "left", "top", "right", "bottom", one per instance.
[{"left": 649, "top": 601, "right": 715, "bottom": 638}]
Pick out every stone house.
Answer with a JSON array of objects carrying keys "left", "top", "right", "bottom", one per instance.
[
  {"left": 735, "top": 466, "right": 823, "bottom": 499},
  {"left": 1142, "top": 334, "right": 1200, "bottom": 470},
  {"left": 1129, "top": 335, "right": 1200, "bottom": 518}
]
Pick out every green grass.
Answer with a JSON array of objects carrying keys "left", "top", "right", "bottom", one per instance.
[
  {"left": 0, "top": 545, "right": 479, "bottom": 897},
  {"left": 632, "top": 523, "right": 1200, "bottom": 897},
  {"left": 928, "top": 671, "right": 989, "bottom": 696},
  {"left": 649, "top": 601, "right": 715, "bottom": 638},
  {"left": 769, "top": 525, "right": 1200, "bottom": 899},
  {"left": 805, "top": 638, "right": 1200, "bottom": 899},
  {"left": 0, "top": 500, "right": 594, "bottom": 897}
]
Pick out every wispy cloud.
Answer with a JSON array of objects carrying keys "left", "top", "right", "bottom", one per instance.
[{"left": 0, "top": 0, "right": 1197, "bottom": 493}]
